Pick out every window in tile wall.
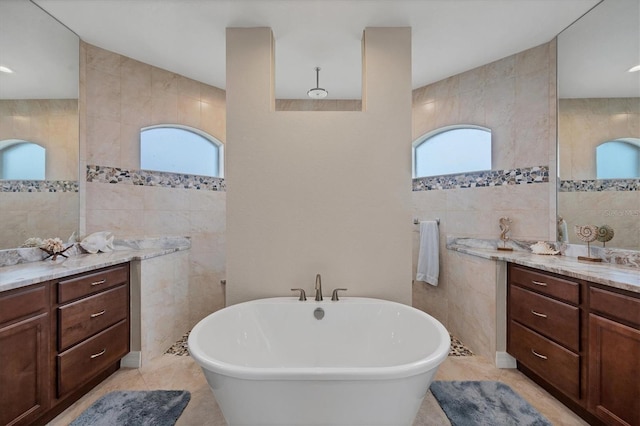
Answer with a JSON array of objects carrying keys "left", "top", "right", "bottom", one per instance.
[
  {"left": 412, "top": 125, "right": 491, "bottom": 178},
  {"left": 596, "top": 138, "right": 640, "bottom": 179},
  {"left": 0, "top": 139, "right": 45, "bottom": 180},
  {"left": 140, "top": 125, "right": 224, "bottom": 177}
]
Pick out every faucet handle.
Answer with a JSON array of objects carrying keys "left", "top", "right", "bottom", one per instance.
[
  {"left": 331, "top": 288, "right": 348, "bottom": 301},
  {"left": 291, "top": 288, "right": 307, "bottom": 301}
]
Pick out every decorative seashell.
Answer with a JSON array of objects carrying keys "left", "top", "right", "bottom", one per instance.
[
  {"left": 22, "top": 237, "right": 43, "bottom": 248},
  {"left": 596, "top": 225, "right": 614, "bottom": 243},
  {"left": 80, "top": 231, "right": 115, "bottom": 254},
  {"left": 530, "top": 241, "right": 559, "bottom": 255},
  {"left": 499, "top": 217, "right": 512, "bottom": 242},
  {"left": 574, "top": 225, "right": 598, "bottom": 243}
]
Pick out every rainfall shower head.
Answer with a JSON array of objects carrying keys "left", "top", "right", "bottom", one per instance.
[{"left": 307, "top": 67, "right": 328, "bottom": 99}]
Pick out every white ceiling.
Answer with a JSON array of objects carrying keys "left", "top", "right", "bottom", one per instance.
[
  {"left": 3, "top": 0, "right": 637, "bottom": 101},
  {"left": 557, "top": 0, "right": 640, "bottom": 98}
]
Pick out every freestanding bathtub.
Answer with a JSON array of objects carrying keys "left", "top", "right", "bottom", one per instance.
[{"left": 188, "top": 297, "right": 450, "bottom": 426}]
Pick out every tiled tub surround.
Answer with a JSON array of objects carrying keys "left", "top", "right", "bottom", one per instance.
[
  {"left": 0, "top": 236, "right": 191, "bottom": 367},
  {"left": 412, "top": 166, "right": 549, "bottom": 191}
]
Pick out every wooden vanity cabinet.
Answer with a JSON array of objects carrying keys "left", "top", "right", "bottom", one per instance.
[
  {"left": 588, "top": 286, "right": 640, "bottom": 426},
  {"left": 0, "top": 284, "right": 50, "bottom": 426},
  {"left": 54, "top": 264, "right": 130, "bottom": 399},
  {"left": 508, "top": 263, "right": 640, "bottom": 426},
  {"left": 0, "top": 263, "right": 130, "bottom": 426},
  {"left": 507, "top": 265, "right": 585, "bottom": 404}
]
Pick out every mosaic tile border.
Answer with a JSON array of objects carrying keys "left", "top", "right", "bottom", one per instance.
[
  {"left": 559, "top": 179, "right": 639, "bottom": 192},
  {"left": 412, "top": 166, "right": 548, "bottom": 191},
  {"left": 1, "top": 180, "right": 79, "bottom": 193},
  {"left": 86, "top": 165, "right": 226, "bottom": 191}
]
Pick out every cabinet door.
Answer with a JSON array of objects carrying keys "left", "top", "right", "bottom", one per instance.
[
  {"left": 589, "top": 314, "right": 640, "bottom": 426},
  {"left": 0, "top": 313, "right": 50, "bottom": 426}
]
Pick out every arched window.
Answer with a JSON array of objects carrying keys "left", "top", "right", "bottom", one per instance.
[
  {"left": 412, "top": 125, "right": 491, "bottom": 178},
  {"left": 0, "top": 139, "right": 46, "bottom": 180},
  {"left": 596, "top": 138, "right": 640, "bottom": 179},
  {"left": 140, "top": 125, "right": 224, "bottom": 177}
]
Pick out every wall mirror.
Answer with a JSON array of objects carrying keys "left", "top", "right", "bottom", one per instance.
[
  {"left": 0, "top": 0, "right": 79, "bottom": 250},
  {"left": 557, "top": 0, "right": 640, "bottom": 250}
]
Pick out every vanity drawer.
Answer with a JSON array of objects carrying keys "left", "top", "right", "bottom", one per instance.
[
  {"left": 58, "top": 284, "right": 128, "bottom": 351},
  {"left": 509, "top": 265, "right": 579, "bottom": 304},
  {"left": 57, "top": 319, "right": 129, "bottom": 396},
  {"left": 0, "top": 283, "right": 48, "bottom": 326},
  {"left": 589, "top": 286, "right": 640, "bottom": 328},
  {"left": 510, "top": 285, "right": 580, "bottom": 352},
  {"left": 509, "top": 320, "right": 580, "bottom": 400},
  {"left": 58, "top": 264, "right": 128, "bottom": 303}
]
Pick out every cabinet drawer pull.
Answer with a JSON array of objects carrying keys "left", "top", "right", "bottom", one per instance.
[
  {"left": 530, "top": 310, "right": 547, "bottom": 318},
  {"left": 90, "top": 310, "right": 106, "bottom": 318},
  {"left": 91, "top": 279, "right": 106, "bottom": 287},
  {"left": 90, "top": 348, "right": 106, "bottom": 359},
  {"left": 531, "top": 280, "right": 547, "bottom": 287},
  {"left": 531, "top": 349, "right": 548, "bottom": 360}
]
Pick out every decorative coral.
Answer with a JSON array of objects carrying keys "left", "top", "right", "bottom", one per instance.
[{"left": 40, "top": 237, "right": 71, "bottom": 260}]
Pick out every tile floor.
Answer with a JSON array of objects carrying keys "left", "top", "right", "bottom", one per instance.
[{"left": 48, "top": 352, "right": 589, "bottom": 425}]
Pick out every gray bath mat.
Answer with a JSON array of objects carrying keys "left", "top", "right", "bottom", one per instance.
[
  {"left": 430, "top": 381, "right": 552, "bottom": 426},
  {"left": 70, "top": 390, "right": 190, "bottom": 426}
]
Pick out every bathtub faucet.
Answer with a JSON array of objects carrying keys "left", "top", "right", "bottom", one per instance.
[{"left": 315, "top": 273, "right": 323, "bottom": 301}]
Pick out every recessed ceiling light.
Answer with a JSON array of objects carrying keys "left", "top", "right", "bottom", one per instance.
[
  {"left": 628, "top": 64, "right": 640, "bottom": 73},
  {"left": 0, "top": 66, "right": 14, "bottom": 73}
]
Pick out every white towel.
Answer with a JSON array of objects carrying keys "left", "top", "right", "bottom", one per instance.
[{"left": 416, "top": 220, "right": 439, "bottom": 286}]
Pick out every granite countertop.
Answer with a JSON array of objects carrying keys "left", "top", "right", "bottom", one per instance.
[
  {"left": 448, "top": 243, "right": 640, "bottom": 294},
  {"left": 0, "top": 237, "right": 190, "bottom": 293}
]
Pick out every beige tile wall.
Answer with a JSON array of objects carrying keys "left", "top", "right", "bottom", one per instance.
[
  {"left": 559, "top": 190, "right": 640, "bottom": 249},
  {"left": 226, "top": 27, "right": 413, "bottom": 305},
  {"left": 558, "top": 97, "right": 639, "bottom": 249},
  {"left": 411, "top": 40, "right": 558, "bottom": 361},
  {"left": 0, "top": 191, "right": 79, "bottom": 248},
  {"left": 81, "top": 42, "right": 226, "bottom": 329},
  {"left": 79, "top": 37, "right": 561, "bottom": 360},
  {"left": 559, "top": 98, "right": 639, "bottom": 180},
  {"left": 129, "top": 250, "right": 190, "bottom": 365},
  {"left": 0, "top": 99, "right": 79, "bottom": 180},
  {"left": 0, "top": 99, "right": 79, "bottom": 248}
]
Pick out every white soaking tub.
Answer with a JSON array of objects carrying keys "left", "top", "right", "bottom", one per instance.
[{"left": 188, "top": 297, "right": 450, "bottom": 426}]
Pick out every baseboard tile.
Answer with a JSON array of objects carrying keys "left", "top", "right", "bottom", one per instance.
[
  {"left": 496, "top": 351, "right": 517, "bottom": 369},
  {"left": 121, "top": 351, "right": 141, "bottom": 368}
]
